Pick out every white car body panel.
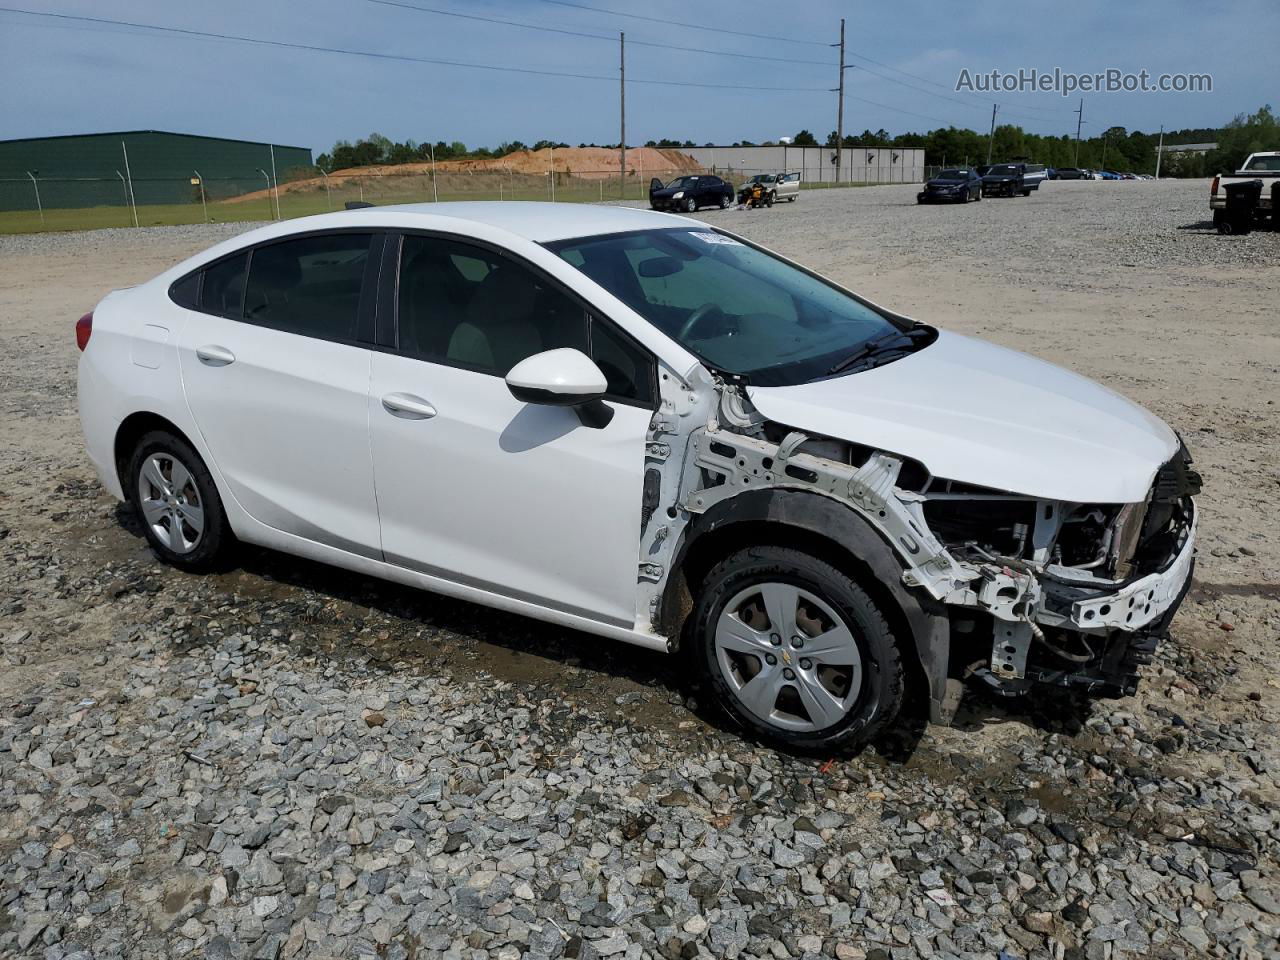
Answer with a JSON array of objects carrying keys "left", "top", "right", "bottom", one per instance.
[
  {"left": 175, "top": 312, "right": 382, "bottom": 557},
  {"left": 369, "top": 351, "right": 650, "bottom": 626},
  {"left": 746, "top": 330, "right": 1177, "bottom": 504}
]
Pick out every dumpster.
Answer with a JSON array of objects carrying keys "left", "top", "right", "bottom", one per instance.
[{"left": 1218, "top": 179, "right": 1263, "bottom": 235}]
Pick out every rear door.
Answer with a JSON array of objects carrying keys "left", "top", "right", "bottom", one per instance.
[
  {"left": 367, "top": 232, "right": 656, "bottom": 626},
  {"left": 176, "top": 231, "right": 383, "bottom": 557}
]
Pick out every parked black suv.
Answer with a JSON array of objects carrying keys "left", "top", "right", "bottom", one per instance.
[
  {"left": 981, "top": 163, "right": 1027, "bottom": 198},
  {"left": 649, "top": 175, "right": 734, "bottom": 212}
]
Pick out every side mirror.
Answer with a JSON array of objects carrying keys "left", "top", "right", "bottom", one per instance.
[{"left": 505, "top": 348, "right": 613, "bottom": 428}]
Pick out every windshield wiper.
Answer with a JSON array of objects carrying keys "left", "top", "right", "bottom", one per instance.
[{"left": 825, "top": 326, "right": 932, "bottom": 376}]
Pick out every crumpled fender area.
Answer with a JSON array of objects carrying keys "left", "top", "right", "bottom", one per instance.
[{"left": 663, "top": 488, "right": 956, "bottom": 723}]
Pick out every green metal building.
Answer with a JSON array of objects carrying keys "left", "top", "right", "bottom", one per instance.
[{"left": 0, "top": 130, "right": 313, "bottom": 211}]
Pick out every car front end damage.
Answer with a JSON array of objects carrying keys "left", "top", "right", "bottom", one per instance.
[{"left": 639, "top": 375, "right": 1200, "bottom": 722}]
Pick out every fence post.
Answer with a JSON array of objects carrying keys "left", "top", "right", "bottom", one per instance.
[
  {"left": 193, "top": 170, "right": 208, "bottom": 223},
  {"left": 120, "top": 141, "right": 140, "bottom": 227},
  {"left": 318, "top": 169, "right": 331, "bottom": 210},
  {"left": 269, "top": 144, "right": 280, "bottom": 220},
  {"left": 115, "top": 171, "right": 131, "bottom": 226},
  {"left": 257, "top": 169, "right": 272, "bottom": 220},
  {"left": 25, "top": 171, "right": 44, "bottom": 226}
]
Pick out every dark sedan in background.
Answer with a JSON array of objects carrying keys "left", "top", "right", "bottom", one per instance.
[
  {"left": 918, "top": 167, "right": 983, "bottom": 203},
  {"left": 649, "top": 175, "right": 734, "bottom": 212}
]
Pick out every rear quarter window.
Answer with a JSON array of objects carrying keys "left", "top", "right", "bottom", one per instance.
[{"left": 169, "top": 271, "right": 201, "bottom": 310}]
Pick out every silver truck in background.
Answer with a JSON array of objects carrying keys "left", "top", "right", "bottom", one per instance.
[{"left": 1210, "top": 151, "right": 1279, "bottom": 234}]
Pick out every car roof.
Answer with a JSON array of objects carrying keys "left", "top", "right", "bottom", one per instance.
[{"left": 346, "top": 201, "right": 697, "bottom": 243}]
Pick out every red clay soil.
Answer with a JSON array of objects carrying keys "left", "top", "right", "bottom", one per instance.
[{"left": 223, "top": 146, "right": 701, "bottom": 204}]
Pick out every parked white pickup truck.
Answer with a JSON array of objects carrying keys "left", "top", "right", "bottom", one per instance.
[{"left": 1210, "top": 151, "right": 1279, "bottom": 229}]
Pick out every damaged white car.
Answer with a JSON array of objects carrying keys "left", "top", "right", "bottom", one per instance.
[{"left": 77, "top": 203, "right": 1200, "bottom": 751}]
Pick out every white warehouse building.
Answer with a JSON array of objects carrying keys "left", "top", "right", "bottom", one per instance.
[{"left": 681, "top": 144, "right": 927, "bottom": 184}]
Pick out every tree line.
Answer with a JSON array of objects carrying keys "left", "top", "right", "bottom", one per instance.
[{"left": 316, "top": 105, "right": 1274, "bottom": 178}]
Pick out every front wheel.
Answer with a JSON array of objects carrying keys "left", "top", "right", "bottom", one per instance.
[
  {"left": 683, "top": 196, "right": 697, "bottom": 212},
  {"left": 127, "top": 430, "right": 234, "bottom": 572},
  {"left": 691, "top": 546, "right": 905, "bottom": 752}
]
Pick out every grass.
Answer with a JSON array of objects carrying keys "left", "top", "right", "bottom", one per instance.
[{"left": 0, "top": 175, "right": 887, "bottom": 235}]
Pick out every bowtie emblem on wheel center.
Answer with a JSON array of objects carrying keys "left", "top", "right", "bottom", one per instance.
[{"left": 781, "top": 650, "right": 792, "bottom": 665}]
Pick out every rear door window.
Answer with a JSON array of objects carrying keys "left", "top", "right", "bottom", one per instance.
[
  {"left": 200, "top": 252, "right": 249, "bottom": 318},
  {"left": 242, "top": 233, "right": 373, "bottom": 342}
]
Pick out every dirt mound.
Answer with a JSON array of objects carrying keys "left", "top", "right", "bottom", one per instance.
[{"left": 224, "top": 147, "right": 701, "bottom": 204}]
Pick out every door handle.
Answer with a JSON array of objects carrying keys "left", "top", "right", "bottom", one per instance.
[
  {"left": 381, "top": 393, "right": 437, "bottom": 420},
  {"left": 196, "top": 344, "right": 236, "bottom": 367}
]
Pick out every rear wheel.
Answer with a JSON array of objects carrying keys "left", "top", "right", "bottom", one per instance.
[
  {"left": 691, "top": 546, "right": 905, "bottom": 752},
  {"left": 127, "top": 430, "right": 233, "bottom": 572},
  {"left": 719, "top": 195, "right": 730, "bottom": 209}
]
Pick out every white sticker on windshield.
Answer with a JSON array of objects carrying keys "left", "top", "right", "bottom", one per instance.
[{"left": 689, "top": 232, "right": 741, "bottom": 246}]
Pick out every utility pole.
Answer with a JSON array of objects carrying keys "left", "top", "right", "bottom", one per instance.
[
  {"left": 619, "top": 32, "right": 626, "bottom": 199},
  {"left": 1154, "top": 124, "right": 1164, "bottom": 179},
  {"left": 986, "top": 103, "right": 998, "bottom": 164},
  {"left": 832, "top": 18, "right": 846, "bottom": 184},
  {"left": 1073, "top": 98, "right": 1084, "bottom": 165}
]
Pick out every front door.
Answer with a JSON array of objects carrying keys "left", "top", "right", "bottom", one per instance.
[
  {"left": 368, "top": 233, "right": 656, "bottom": 626},
  {"left": 176, "top": 232, "right": 383, "bottom": 557}
]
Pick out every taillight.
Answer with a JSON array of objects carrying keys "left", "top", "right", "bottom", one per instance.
[
  {"left": 1210, "top": 175, "right": 1220, "bottom": 197},
  {"left": 76, "top": 312, "right": 93, "bottom": 351}
]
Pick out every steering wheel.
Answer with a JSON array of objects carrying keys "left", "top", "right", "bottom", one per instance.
[{"left": 677, "top": 303, "right": 724, "bottom": 342}]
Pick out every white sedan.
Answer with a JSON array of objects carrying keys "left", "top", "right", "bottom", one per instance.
[{"left": 78, "top": 202, "right": 1199, "bottom": 751}]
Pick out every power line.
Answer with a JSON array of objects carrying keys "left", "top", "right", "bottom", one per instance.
[
  {"left": 529, "top": 0, "right": 830, "bottom": 47},
  {"left": 364, "top": 0, "right": 837, "bottom": 66},
  {"left": 842, "top": 50, "right": 1071, "bottom": 118},
  {"left": 363, "top": 0, "right": 1063, "bottom": 130},
  {"left": 0, "top": 7, "right": 830, "bottom": 91},
  {"left": 527, "top": 0, "right": 1070, "bottom": 118}
]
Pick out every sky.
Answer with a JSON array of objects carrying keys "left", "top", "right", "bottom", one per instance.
[{"left": 1, "top": 0, "right": 1274, "bottom": 155}]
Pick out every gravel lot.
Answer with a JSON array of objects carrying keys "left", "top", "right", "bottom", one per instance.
[{"left": 1, "top": 179, "right": 1277, "bottom": 960}]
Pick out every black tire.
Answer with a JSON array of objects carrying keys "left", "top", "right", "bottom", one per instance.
[
  {"left": 974, "top": 188, "right": 981, "bottom": 202},
  {"left": 127, "top": 430, "right": 234, "bottom": 573},
  {"left": 690, "top": 545, "right": 905, "bottom": 752},
  {"left": 1021, "top": 189, "right": 1032, "bottom": 197},
  {"left": 683, "top": 196, "right": 697, "bottom": 213},
  {"left": 719, "top": 195, "right": 730, "bottom": 210}
]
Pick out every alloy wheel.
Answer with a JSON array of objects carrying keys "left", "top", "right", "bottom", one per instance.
[
  {"left": 714, "top": 582, "right": 864, "bottom": 732},
  {"left": 137, "top": 453, "right": 204, "bottom": 554}
]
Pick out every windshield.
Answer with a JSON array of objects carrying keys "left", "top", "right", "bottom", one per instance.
[
  {"left": 987, "top": 164, "right": 1020, "bottom": 175},
  {"left": 936, "top": 168, "right": 966, "bottom": 179},
  {"left": 1244, "top": 155, "right": 1280, "bottom": 171},
  {"left": 546, "top": 228, "right": 913, "bottom": 386},
  {"left": 749, "top": 174, "right": 776, "bottom": 184},
  {"left": 666, "top": 176, "right": 698, "bottom": 189}
]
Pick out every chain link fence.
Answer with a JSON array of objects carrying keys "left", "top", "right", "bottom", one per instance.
[{"left": 1, "top": 165, "right": 939, "bottom": 235}]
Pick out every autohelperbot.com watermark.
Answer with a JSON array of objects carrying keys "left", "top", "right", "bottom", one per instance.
[{"left": 956, "top": 68, "right": 1212, "bottom": 97}]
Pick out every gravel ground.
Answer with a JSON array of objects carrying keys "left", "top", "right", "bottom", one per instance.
[{"left": 1, "top": 179, "right": 1278, "bottom": 960}]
